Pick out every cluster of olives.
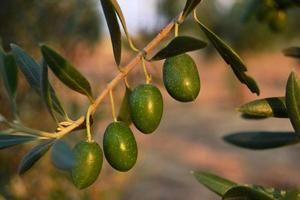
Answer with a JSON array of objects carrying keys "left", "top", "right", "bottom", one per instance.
[
  {"left": 256, "top": 0, "right": 287, "bottom": 32},
  {"left": 71, "top": 53, "right": 200, "bottom": 189}
]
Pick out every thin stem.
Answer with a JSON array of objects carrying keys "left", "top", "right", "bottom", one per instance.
[
  {"left": 124, "top": 77, "right": 130, "bottom": 89},
  {"left": 109, "top": 89, "right": 117, "bottom": 122},
  {"left": 175, "top": 23, "right": 179, "bottom": 37},
  {"left": 142, "top": 57, "right": 152, "bottom": 84},
  {"left": 85, "top": 107, "right": 93, "bottom": 142},
  {"left": 193, "top": 9, "right": 200, "bottom": 23}
]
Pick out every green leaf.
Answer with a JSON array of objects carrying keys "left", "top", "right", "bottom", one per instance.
[
  {"left": 109, "top": 0, "right": 137, "bottom": 51},
  {"left": 283, "top": 47, "right": 300, "bottom": 58},
  {"left": 223, "top": 186, "right": 276, "bottom": 200},
  {"left": 197, "top": 21, "right": 260, "bottom": 95},
  {"left": 238, "top": 97, "right": 288, "bottom": 119},
  {"left": 41, "top": 59, "right": 57, "bottom": 122},
  {"left": 281, "top": 189, "right": 300, "bottom": 200},
  {"left": 286, "top": 72, "right": 300, "bottom": 135},
  {"left": 100, "top": 0, "right": 122, "bottom": 66},
  {"left": 0, "top": 50, "right": 18, "bottom": 117},
  {"left": 182, "top": 0, "right": 202, "bottom": 19},
  {"left": 117, "top": 85, "right": 132, "bottom": 125},
  {"left": 151, "top": 36, "right": 207, "bottom": 61},
  {"left": 40, "top": 44, "right": 93, "bottom": 102},
  {"left": 193, "top": 171, "right": 237, "bottom": 196},
  {"left": 51, "top": 140, "right": 75, "bottom": 171},
  {"left": 248, "top": 185, "right": 285, "bottom": 199},
  {"left": 0, "top": 134, "right": 37, "bottom": 149},
  {"left": 10, "top": 44, "right": 67, "bottom": 118},
  {"left": 18, "top": 140, "right": 54, "bottom": 175},
  {"left": 223, "top": 131, "right": 300, "bottom": 150}
]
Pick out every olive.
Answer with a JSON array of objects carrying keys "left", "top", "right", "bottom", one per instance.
[
  {"left": 71, "top": 141, "right": 103, "bottom": 189},
  {"left": 163, "top": 54, "right": 200, "bottom": 102},
  {"left": 129, "top": 84, "right": 163, "bottom": 134},
  {"left": 103, "top": 121, "right": 137, "bottom": 171}
]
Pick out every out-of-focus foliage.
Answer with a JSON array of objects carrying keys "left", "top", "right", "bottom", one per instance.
[
  {"left": 0, "top": 0, "right": 102, "bottom": 51},
  {"left": 157, "top": 0, "right": 300, "bottom": 51}
]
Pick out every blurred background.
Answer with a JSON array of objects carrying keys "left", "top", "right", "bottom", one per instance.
[{"left": 0, "top": 0, "right": 300, "bottom": 199}]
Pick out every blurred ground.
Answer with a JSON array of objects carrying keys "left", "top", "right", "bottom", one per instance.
[{"left": 1, "top": 41, "right": 300, "bottom": 200}]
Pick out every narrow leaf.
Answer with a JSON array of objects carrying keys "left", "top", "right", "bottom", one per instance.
[
  {"left": 110, "top": 0, "right": 137, "bottom": 51},
  {"left": 283, "top": 47, "right": 300, "bottom": 59},
  {"left": 223, "top": 131, "right": 300, "bottom": 150},
  {"left": 51, "top": 140, "right": 75, "bottom": 171},
  {"left": 117, "top": 85, "right": 132, "bottom": 125},
  {"left": 0, "top": 50, "right": 18, "bottom": 117},
  {"left": 238, "top": 97, "right": 288, "bottom": 119},
  {"left": 286, "top": 72, "right": 300, "bottom": 135},
  {"left": 193, "top": 171, "right": 237, "bottom": 196},
  {"left": 18, "top": 140, "right": 54, "bottom": 175},
  {"left": 41, "top": 59, "right": 57, "bottom": 121},
  {"left": 151, "top": 36, "right": 207, "bottom": 60},
  {"left": 10, "top": 44, "right": 67, "bottom": 117},
  {"left": 223, "top": 186, "right": 275, "bottom": 200},
  {"left": 182, "top": 0, "right": 202, "bottom": 19},
  {"left": 0, "top": 134, "right": 37, "bottom": 149},
  {"left": 100, "top": 0, "right": 122, "bottom": 65},
  {"left": 197, "top": 21, "right": 260, "bottom": 95},
  {"left": 40, "top": 45, "right": 93, "bottom": 101}
]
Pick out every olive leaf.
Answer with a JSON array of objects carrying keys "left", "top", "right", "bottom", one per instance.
[
  {"left": 0, "top": 50, "right": 18, "bottom": 118},
  {"left": 281, "top": 189, "right": 300, "bottom": 200},
  {"left": 238, "top": 97, "right": 288, "bottom": 119},
  {"left": 283, "top": 47, "right": 300, "bottom": 59},
  {"left": 110, "top": 0, "right": 137, "bottom": 51},
  {"left": 223, "top": 186, "right": 276, "bottom": 200},
  {"left": 51, "top": 140, "right": 75, "bottom": 171},
  {"left": 100, "top": 0, "right": 122, "bottom": 66},
  {"left": 10, "top": 44, "right": 67, "bottom": 118},
  {"left": 41, "top": 59, "right": 57, "bottom": 122},
  {"left": 0, "top": 134, "right": 37, "bottom": 149},
  {"left": 18, "top": 140, "right": 54, "bottom": 175},
  {"left": 197, "top": 21, "right": 260, "bottom": 95},
  {"left": 192, "top": 171, "right": 237, "bottom": 196},
  {"left": 223, "top": 131, "right": 300, "bottom": 150},
  {"left": 151, "top": 36, "right": 207, "bottom": 61},
  {"left": 40, "top": 44, "right": 94, "bottom": 102},
  {"left": 117, "top": 85, "right": 132, "bottom": 126},
  {"left": 182, "top": 0, "right": 202, "bottom": 19},
  {"left": 286, "top": 72, "right": 300, "bottom": 135}
]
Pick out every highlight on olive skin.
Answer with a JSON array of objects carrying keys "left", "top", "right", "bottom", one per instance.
[
  {"left": 129, "top": 84, "right": 164, "bottom": 134},
  {"left": 163, "top": 54, "right": 200, "bottom": 102}
]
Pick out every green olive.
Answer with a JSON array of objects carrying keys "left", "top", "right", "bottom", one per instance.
[
  {"left": 71, "top": 141, "right": 103, "bottom": 189},
  {"left": 103, "top": 121, "right": 138, "bottom": 172},
  {"left": 129, "top": 84, "right": 163, "bottom": 134},
  {"left": 163, "top": 54, "right": 200, "bottom": 102}
]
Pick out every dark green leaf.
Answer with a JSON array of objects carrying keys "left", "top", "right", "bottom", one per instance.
[
  {"left": 281, "top": 189, "right": 300, "bottom": 200},
  {"left": 40, "top": 44, "right": 93, "bottom": 101},
  {"left": 193, "top": 171, "right": 237, "bottom": 196},
  {"left": 117, "top": 85, "right": 132, "bottom": 125},
  {"left": 182, "top": 0, "right": 202, "bottom": 19},
  {"left": 10, "top": 44, "right": 67, "bottom": 117},
  {"left": 238, "top": 97, "right": 288, "bottom": 119},
  {"left": 223, "top": 131, "right": 299, "bottom": 150},
  {"left": 248, "top": 185, "right": 285, "bottom": 199},
  {"left": 283, "top": 47, "right": 300, "bottom": 58},
  {"left": 151, "top": 36, "right": 207, "bottom": 60},
  {"left": 18, "top": 140, "right": 54, "bottom": 175},
  {"left": 110, "top": 0, "right": 137, "bottom": 51},
  {"left": 0, "top": 134, "right": 37, "bottom": 149},
  {"left": 286, "top": 72, "right": 300, "bottom": 135},
  {"left": 41, "top": 59, "right": 57, "bottom": 121},
  {"left": 0, "top": 50, "right": 18, "bottom": 117},
  {"left": 51, "top": 140, "right": 75, "bottom": 171},
  {"left": 100, "top": 0, "right": 122, "bottom": 66},
  {"left": 223, "top": 186, "right": 275, "bottom": 200},
  {"left": 197, "top": 21, "right": 260, "bottom": 95}
]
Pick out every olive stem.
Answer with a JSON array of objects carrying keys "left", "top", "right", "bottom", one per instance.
[
  {"left": 141, "top": 57, "right": 152, "bottom": 84},
  {"left": 193, "top": 9, "right": 201, "bottom": 24},
  {"left": 109, "top": 89, "right": 117, "bottom": 122},
  {"left": 174, "top": 23, "right": 179, "bottom": 37},
  {"left": 85, "top": 106, "right": 93, "bottom": 142}
]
